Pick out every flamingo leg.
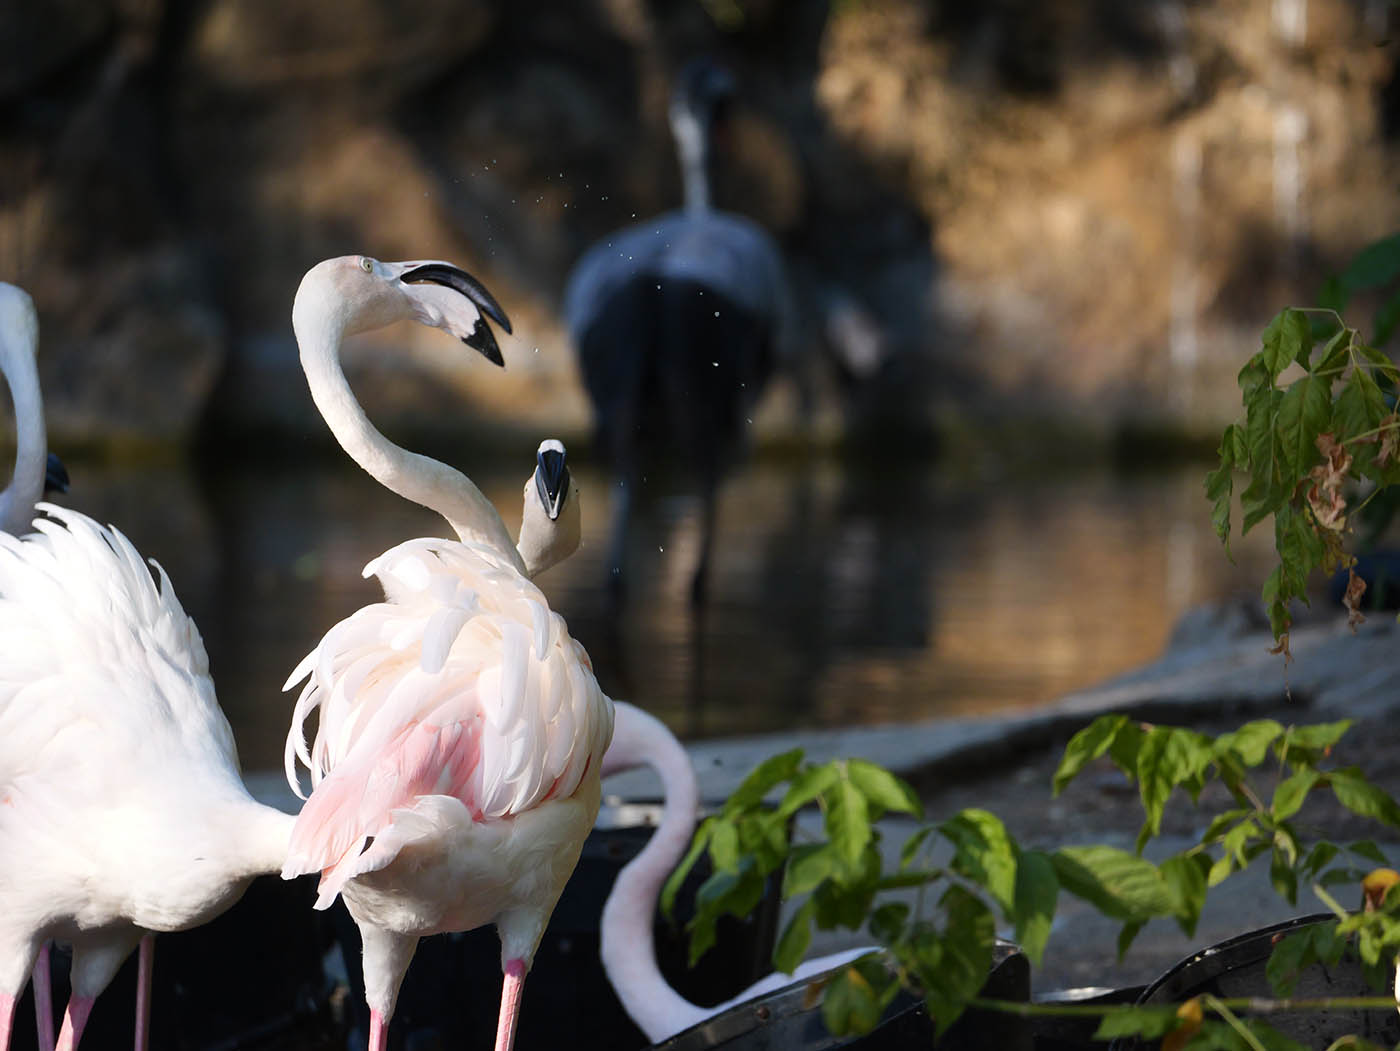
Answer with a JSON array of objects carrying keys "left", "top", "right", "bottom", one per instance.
[
  {"left": 133, "top": 936, "right": 153, "bottom": 1051},
  {"left": 367, "top": 1009, "right": 388, "bottom": 1051},
  {"left": 493, "top": 959, "right": 526, "bottom": 1051},
  {"left": 54, "top": 994, "right": 95, "bottom": 1051},
  {"left": 32, "top": 943, "right": 54, "bottom": 1051},
  {"left": 1, "top": 991, "right": 17, "bottom": 1051}
]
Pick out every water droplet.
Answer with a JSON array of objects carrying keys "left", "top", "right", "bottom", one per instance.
[
  {"left": 712, "top": 361, "right": 719, "bottom": 367},
  {"left": 659, "top": 546, "right": 664, "bottom": 552},
  {"left": 713, "top": 311, "right": 720, "bottom": 317}
]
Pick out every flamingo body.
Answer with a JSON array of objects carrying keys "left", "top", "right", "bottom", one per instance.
[
  {"left": 0, "top": 505, "right": 293, "bottom": 1048},
  {"left": 283, "top": 256, "right": 613, "bottom": 1049}
]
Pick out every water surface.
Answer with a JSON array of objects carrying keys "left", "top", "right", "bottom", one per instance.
[{"left": 63, "top": 452, "right": 1281, "bottom": 774}]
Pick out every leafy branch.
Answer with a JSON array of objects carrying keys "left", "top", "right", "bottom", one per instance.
[
  {"left": 663, "top": 716, "right": 1400, "bottom": 1047},
  {"left": 1208, "top": 235, "right": 1400, "bottom": 655}
]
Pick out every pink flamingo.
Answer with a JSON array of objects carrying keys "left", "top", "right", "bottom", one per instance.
[
  {"left": 279, "top": 256, "right": 612, "bottom": 1051},
  {"left": 601, "top": 701, "right": 873, "bottom": 1043},
  {"left": 0, "top": 283, "right": 296, "bottom": 1051}
]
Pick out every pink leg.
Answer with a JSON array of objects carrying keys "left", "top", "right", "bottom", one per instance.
[
  {"left": 133, "top": 936, "right": 153, "bottom": 1051},
  {"left": 54, "top": 995, "right": 95, "bottom": 1051},
  {"left": 1, "top": 991, "right": 18, "bottom": 1051},
  {"left": 367, "top": 1008, "right": 388, "bottom": 1051},
  {"left": 494, "top": 959, "right": 526, "bottom": 1051},
  {"left": 33, "top": 944, "right": 54, "bottom": 1051}
]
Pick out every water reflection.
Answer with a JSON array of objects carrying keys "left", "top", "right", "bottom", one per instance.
[{"left": 58, "top": 453, "right": 1279, "bottom": 774}]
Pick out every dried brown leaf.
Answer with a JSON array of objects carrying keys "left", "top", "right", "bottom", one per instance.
[{"left": 1343, "top": 567, "right": 1367, "bottom": 633}]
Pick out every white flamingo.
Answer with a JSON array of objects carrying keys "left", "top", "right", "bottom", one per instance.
[
  {"left": 279, "top": 255, "right": 613, "bottom": 1051},
  {"left": 601, "top": 701, "right": 873, "bottom": 1043},
  {"left": 0, "top": 282, "right": 296, "bottom": 1051}
]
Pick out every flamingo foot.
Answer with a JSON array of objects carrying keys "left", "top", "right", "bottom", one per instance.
[
  {"left": 494, "top": 958, "right": 526, "bottom": 1051},
  {"left": 33, "top": 944, "right": 54, "bottom": 1051},
  {"left": 367, "top": 1008, "right": 388, "bottom": 1051},
  {"left": 55, "top": 994, "right": 95, "bottom": 1051}
]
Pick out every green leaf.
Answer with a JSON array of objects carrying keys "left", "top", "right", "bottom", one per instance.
[
  {"left": 1327, "top": 768, "right": 1400, "bottom": 827},
  {"left": 821, "top": 962, "right": 885, "bottom": 1037},
  {"left": 1240, "top": 388, "right": 1286, "bottom": 534},
  {"left": 1209, "top": 425, "right": 1243, "bottom": 554},
  {"left": 1272, "top": 768, "right": 1319, "bottom": 821},
  {"left": 661, "top": 819, "right": 713, "bottom": 918},
  {"left": 900, "top": 826, "right": 935, "bottom": 869},
  {"left": 868, "top": 902, "right": 910, "bottom": 945},
  {"left": 777, "top": 763, "right": 839, "bottom": 818},
  {"left": 1271, "top": 844, "right": 1299, "bottom": 904},
  {"left": 1341, "top": 233, "right": 1400, "bottom": 294},
  {"left": 1334, "top": 366, "right": 1390, "bottom": 476},
  {"left": 725, "top": 748, "right": 804, "bottom": 815},
  {"left": 826, "top": 777, "right": 872, "bottom": 866},
  {"left": 1161, "top": 852, "right": 1208, "bottom": 937},
  {"left": 773, "top": 899, "right": 816, "bottom": 974},
  {"left": 1284, "top": 719, "right": 1353, "bottom": 755},
  {"left": 941, "top": 809, "right": 1018, "bottom": 913},
  {"left": 1216, "top": 720, "right": 1284, "bottom": 766},
  {"left": 1266, "top": 923, "right": 1346, "bottom": 996},
  {"left": 1314, "top": 327, "right": 1351, "bottom": 374},
  {"left": 1348, "top": 840, "right": 1391, "bottom": 866},
  {"left": 1356, "top": 343, "right": 1400, "bottom": 386},
  {"left": 846, "top": 759, "right": 923, "bottom": 818},
  {"left": 1116, "top": 919, "right": 1144, "bottom": 958},
  {"left": 784, "top": 843, "right": 841, "bottom": 897},
  {"left": 1012, "top": 848, "right": 1058, "bottom": 965},
  {"left": 922, "top": 887, "right": 996, "bottom": 1038},
  {"left": 687, "top": 858, "right": 766, "bottom": 964},
  {"left": 1090, "top": 1004, "right": 1180, "bottom": 1039},
  {"left": 1262, "top": 308, "right": 1312, "bottom": 375},
  {"left": 1275, "top": 372, "right": 1331, "bottom": 480},
  {"left": 1051, "top": 845, "right": 1175, "bottom": 922},
  {"left": 709, "top": 819, "right": 740, "bottom": 872},
  {"left": 1134, "top": 727, "right": 1213, "bottom": 847},
  {"left": 1053, "top": 714, "right": 1129, "bottom": 795}
]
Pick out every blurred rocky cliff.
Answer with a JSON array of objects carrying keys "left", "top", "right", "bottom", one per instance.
[{"left": 2, "top": 0, "right": 1397, "bottom": 452}]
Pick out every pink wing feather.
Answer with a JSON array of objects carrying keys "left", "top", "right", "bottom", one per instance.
[{"left": 281, "top": 536, "right": 611, "bottom": 905}]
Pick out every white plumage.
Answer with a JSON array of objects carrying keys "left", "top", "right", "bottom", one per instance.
[{"left": 281, "top": 255, "right": 612, "bottom": 1051}]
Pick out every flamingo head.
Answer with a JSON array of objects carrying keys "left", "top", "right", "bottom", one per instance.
[
  {"left": 519, "top": 438, "right": 580, "bottom": 578},
  {"left": 294, "top": 255, "right": 513, "bottom": 365}
]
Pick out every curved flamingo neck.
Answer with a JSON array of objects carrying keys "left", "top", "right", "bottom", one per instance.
[
  {"left": 0, "top": 311, "right": 47, "bottom": 537},
  {"left": 293, "top": 295, "right": 525, "bottom": 571},
  {"left": 600, "top": 704, "right": 707, "bottom": 1042}
]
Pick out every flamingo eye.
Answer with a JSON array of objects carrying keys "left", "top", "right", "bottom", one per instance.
[{"left": 359, "top": 257, "right": 374, "bottom": 273}]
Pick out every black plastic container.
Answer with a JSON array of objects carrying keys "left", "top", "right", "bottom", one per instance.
[
  {"left": 650, "top": 938, "right": 1031, "bottom": 1051},
  {"left": 1109, "top": 913, "right": 1400, "bottom": 1051}
]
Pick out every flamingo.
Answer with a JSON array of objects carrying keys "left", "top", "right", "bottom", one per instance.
[
  {"left": 279, "top": 255, "right": 614, "bottom": 1051},
  {"left": 601, "top": 701, "right": 874, "bottom": 1043},
  {"left": 0, "top": 282, "right": 297, "bottom": 1051},
  {"left": 563, "top": 58, "right": 797, "bottom": 606}
]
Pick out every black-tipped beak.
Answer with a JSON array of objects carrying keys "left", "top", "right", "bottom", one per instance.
[
  {"left": 44, "top": 452, "right": 69, "bottom": 496},
  {"left": 535, "top": 447, "right": 569, "bottom": 522},
  {"left": 400, "top": 263, "right": 512, "bottom": 367}
]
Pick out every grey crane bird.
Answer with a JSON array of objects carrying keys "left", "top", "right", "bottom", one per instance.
[{"left": 563, "top": 58, "right": 798, "bottom": 607}]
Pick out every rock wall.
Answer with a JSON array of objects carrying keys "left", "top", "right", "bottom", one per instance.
[{"left": 1, "top": 0, "right": 1396, "bottom": 450}]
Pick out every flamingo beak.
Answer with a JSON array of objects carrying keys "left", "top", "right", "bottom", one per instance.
[
  {"left": 400, "top": 263, "right": 512, "bottom": 367},
  {"left": 535, "top": 446, "right": 569, "bottom": 522}
]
